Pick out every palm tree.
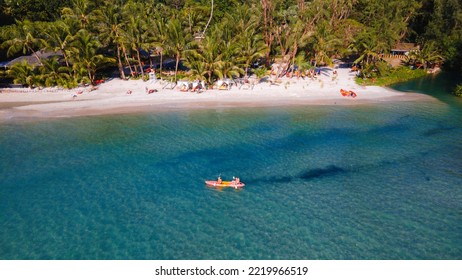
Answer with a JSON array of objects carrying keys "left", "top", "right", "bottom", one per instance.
[
  {"left": 273, "top": 22, "right": 296, "bottom": 76},
  {"left": 165, "top": 18, "right": 192, "bottom": 83},
  {"left": 260, "top": 0, "right": 276, "bottom": 66},
  {"left": 2, "top": 20, "right": 45, "bottom": 66},
  {"left": 353, "top": 41, "right": 382, "bottom": 65},
  {"left": 123, "top": 1, "right": 149, "bottom": 79},
  {"left": 186, "top": 30, "right": 228, "bottom": 84},
  {"left": 229, "top": 3, "right": 260, "bottom": 35},
  {"left": 201, "top": 0, "right": 214, "bottom": 37},
  {"left": 217, "top": 46, "right": 242, "bottom": 81},
  {"left": 352, "top": 31, "right": 387, "bottom": 66},
  {"left": 42, "top": 20, "right": 74, "bottom": 68},
  {"left": 252, "top": 67, "right": 269, "bottom": 82},
  {"left": 237, "top": 30, "right": 267, "bottom": 79},
  {"left": 95, "top": 1, "right": 126, "bottom": 79},
  {"left": 185, "top": 60, "right": 208, "bottom": 82},
  {"left": 412, "top": 42, "right": 444, "bottom": 69},
  {"left": 61, "top": 0, "right": 95, "bottom": 30},
  {"left": 38, "top": 57, "right": 72, "bottom": 87},
  {"left": 181, "top": 2, "right": 209, "bottom": 36},
  {"left": 350, "top": 30, "right": 390, "bottom": 78},
  {"left": 294, "top": 52, "right": 310, "bottom": 73},
  {"left": 310, "top": 21, "right": 341, "bottom": 67},
  {"left": 271, "top": 5, "right": 313, "bottom": 78},
  {"left": 216, "top": 4, "right": 267, "bottom": 80},
  {"left": 7, "top": 60, "right": 36, "bottom": 88},
  {"left": 69, "top": 29, "right": 115, "bottom": 85},
  {"left": 152, "top": 17, "right": 169, "bottom": 81}
]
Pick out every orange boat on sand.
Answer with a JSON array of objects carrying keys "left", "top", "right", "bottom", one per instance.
[{"left": 340, "top": 89, "right": 357, "bottom": 98}]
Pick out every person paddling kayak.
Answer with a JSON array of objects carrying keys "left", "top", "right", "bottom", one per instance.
[{"left": 205, "top": 176, "right": 245, "bottom": 189}]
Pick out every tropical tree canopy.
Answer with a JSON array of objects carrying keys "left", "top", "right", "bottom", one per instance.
[{"left": 1, "top": 0, "right": 461, "bottom": 88}]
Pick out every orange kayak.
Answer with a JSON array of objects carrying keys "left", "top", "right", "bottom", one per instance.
[
  {"left": 340, "top": 88, "right": 349, "bottom": 96},
  {"left": 205, "top": 180, "right": 245, "bottom": 188},
  {"left": 340, "top": 89, "right": 357, "bottom": 98}
]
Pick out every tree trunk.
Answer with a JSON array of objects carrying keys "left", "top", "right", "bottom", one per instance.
[
  {"left": 262, "top": 0, "right": 274, "bottom": 67},
  {"left": 208, "top": 70, "right": 213, "bottom": 84},
  {"left": 136, "top": 49, "right": 145, "bottom": 79},
  {"left": 28, "top": 46, "right": 43, "bottom": 67},
  {"left": 159, "top": 51, "right": 163, "bottom": 80},
  {"left": 116, "top": 44, "right": 126, "bottom": 79},
  {"left": 203, "top": 0, "right": 214, "bottom": 35},
  {"left": 122, "top": 46, "right": 134, "bottom": 77},
  {"left": 87, "top": 66, "right": 94, "bottom": 85},
  {"left": 291, "top": 43, "right": 298, "bottom": 75},
  {"left": 174, "top": 52, "right": 180, "bottom": 84},
  {"left": 61, "top": 47, "right": 70, "bottom": 68}
]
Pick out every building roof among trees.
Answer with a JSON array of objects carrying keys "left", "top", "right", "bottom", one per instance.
[{"left": 3, "top": 50, "right": 62, "bottom": 68}]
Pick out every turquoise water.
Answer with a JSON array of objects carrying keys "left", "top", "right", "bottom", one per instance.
[{"left": 1, "top": 74, "right": 461, "bottom": 259}]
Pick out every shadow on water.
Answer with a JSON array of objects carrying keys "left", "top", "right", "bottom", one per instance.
[
  {"left": 422, "top": 125, "right": 457, "bottom": 137},
  {"left": 299, "top": 165, "right": 346, "bottom": 180},
  {"left": 246, "top": 165, "right": 348, "bottom": 185},
  {"left": 246, "top": 152, "right": 439, "bottom": 186}
]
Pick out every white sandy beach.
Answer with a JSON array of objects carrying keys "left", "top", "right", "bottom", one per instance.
[{"left": 0, "top": 68, "right": 435, "bottom": 120}]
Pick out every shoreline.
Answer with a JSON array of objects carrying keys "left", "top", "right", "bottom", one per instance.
[{"left": 0, "top": 68, "right": 437, "bottom": 121}]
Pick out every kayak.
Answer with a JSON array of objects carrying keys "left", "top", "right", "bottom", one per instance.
[
  {"left": 340, "top": 89, "right": 357, "bottom": 98},
  {"left": 205, "top": 180, "right": 245, "bottom": 189}
]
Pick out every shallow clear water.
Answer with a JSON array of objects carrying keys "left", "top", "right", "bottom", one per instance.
[{"left": 1, "top": 74, "right": 461, "bottom": 259}]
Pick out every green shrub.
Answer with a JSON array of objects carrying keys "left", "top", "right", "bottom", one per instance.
[
  {"left": 253, "top": 67, "right": 268, "bottom": 79},
  {"left": 454, "top": 84, "right": 462, "bottom": 97},
  {"left": 356, "top": 66, "right": 427, "bottom": 86},
  {"left": 7, "top": 61, "right": 36, "bottom": 87}
]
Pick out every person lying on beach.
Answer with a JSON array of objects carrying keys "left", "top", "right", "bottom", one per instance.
[
  {"left": 180, "top": 84, "right": 188, "bottom": 92},
  {"left": 145, "top": 87, "right": 157, "bottom": 94}
]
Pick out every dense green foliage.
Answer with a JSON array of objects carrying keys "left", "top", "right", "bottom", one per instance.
[
  {"left": 1, "top": 0, "right": 72, "bottom": 24},
  {"left": 413, "top": 0, "right": 462, "bottom": 73},
  {"left": 355, "top": 67, "right": 428, "bottom": 86},
  {"left": 454, "top": 84, "right": 462, "bottom": 97},
  {"left": 0, "top": 0, "right": 461, "bottom": 88}
]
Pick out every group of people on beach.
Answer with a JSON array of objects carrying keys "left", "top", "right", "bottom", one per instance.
[
  {"left": 124, "top": 87, "right": 157, "bottom": 94},
  {"left": 271, "top": 67, "right": 329, "bottom": 80},
  {"left": 179, "top": 81, "right": 207, "bottom": 93}
]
